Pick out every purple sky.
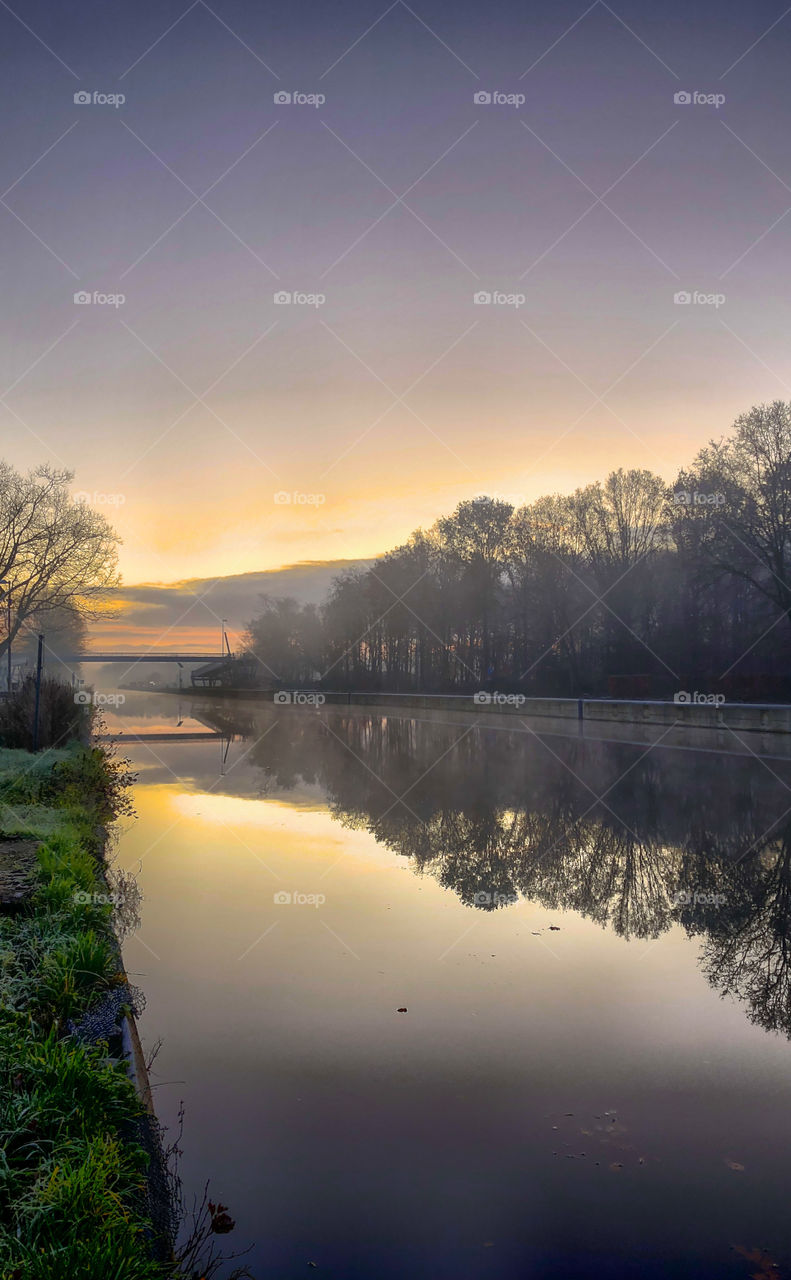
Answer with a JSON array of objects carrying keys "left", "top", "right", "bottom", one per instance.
[{"left": 2, "top": 0, "right": 790, "bottom": 638}]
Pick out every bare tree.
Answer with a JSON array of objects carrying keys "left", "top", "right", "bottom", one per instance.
[
  {"left": 435, "top": 498, "right": 513, "bottom": 680},
  {"left": 674, "top": 401, "right": 791, "bottom": 628},
  {"left": 567, "top": 469, "right": 668, "bottom": 674},
  {"left": 0, "top": 464, "right": 120, "bottom": 662}
]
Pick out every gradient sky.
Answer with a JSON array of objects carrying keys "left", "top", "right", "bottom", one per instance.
[{"left": 2, "top": 0, "right": 791, "bottom": 640}]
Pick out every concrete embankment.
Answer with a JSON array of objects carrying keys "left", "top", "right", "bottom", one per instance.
[{"left": 173, "top": 687, "right": 791, "bottom": 735}]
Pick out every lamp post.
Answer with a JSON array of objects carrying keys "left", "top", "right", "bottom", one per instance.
[
  {"left": 221, "top": 619, "right": 228, "bottom": 656},
  {"left": 0, "top": 581, "right": 10, "bottom": 695}
]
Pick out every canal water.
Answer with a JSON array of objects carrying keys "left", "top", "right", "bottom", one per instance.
[{"left": 106, "top": 691, "right": 791, "bottom": 1279}]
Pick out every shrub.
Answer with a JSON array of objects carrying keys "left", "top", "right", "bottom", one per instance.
[{"left": 0, "top": 676, "right": 86, "bottom": 752}]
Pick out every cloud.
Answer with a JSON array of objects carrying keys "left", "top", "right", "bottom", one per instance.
[{"left": 90, "top": 559, "right": 372, "bottom": 653}]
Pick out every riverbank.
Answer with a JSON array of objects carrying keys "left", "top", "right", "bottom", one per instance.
[
  {"left": 165, "top": 687, "right": 791, "bottom": 734},
  {"left": 0, "top": 743, "right": 174, "bottom": 1279}
]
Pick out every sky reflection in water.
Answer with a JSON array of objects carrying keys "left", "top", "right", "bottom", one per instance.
[{"left": 110, "top": 693, "right": 791, "bottom": 1279}]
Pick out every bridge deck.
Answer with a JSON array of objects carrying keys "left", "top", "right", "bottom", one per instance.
[{"left": 62, "top": 654, "right": 226, "bottom": 663}]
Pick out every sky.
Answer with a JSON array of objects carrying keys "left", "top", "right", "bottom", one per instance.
[{"left": 2, "top": 0, "right": 791, "bottom": 646}]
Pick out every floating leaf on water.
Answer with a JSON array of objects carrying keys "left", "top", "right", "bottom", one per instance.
[
  {"left": 725, "top": 1159, "right": 746, "bottom": 1172},
  {"left": 397, "top": 1007, "right": 407, "bottom": 1013}
]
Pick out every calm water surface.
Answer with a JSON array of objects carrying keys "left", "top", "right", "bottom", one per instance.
[{"left": 106, "top": 692, "right": 791, "bottom": 1279}]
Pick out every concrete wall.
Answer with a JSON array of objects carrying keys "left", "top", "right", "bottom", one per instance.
[
  {"left": 182, "top": 687, "right": 791, "bottom": 734},
  {"left": 343, "top": 693, "right": 791, "bottom": 732}
]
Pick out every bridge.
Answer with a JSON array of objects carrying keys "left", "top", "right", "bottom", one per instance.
[
  {"left": 62, "top": 653, "right": 225, "bottom": 663},
  {"left": 57, "top": 647, "right": 255, "bottom": 689}
]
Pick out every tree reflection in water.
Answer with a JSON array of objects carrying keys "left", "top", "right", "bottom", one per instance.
[{"left": 197, "top": 706, "right": 791, "bottom": 1040}]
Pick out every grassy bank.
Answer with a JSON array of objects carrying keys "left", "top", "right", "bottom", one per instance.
[
  {"left": 0, "top": 742, "right": 172, "bottom": 1278},
  {"left": 0, "top": 739, "right": 248, "bottom": 1280}
]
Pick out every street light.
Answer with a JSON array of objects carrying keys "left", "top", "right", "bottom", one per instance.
[{"left": 0, "top": 581, "right": 10, "bottom": 695}]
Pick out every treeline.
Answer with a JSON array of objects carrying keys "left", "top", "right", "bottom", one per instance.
[{"left": 246, "top": 401, "right": 791, "bottom": 699}]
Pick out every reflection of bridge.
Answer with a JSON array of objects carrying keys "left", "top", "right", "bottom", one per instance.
[{"left": 96, "top": 731, "right": 224, "bottom": 743}]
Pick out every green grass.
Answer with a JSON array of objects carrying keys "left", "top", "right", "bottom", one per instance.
[
  {"left": 0, "top": 804, "right": 65, "bottom": 839},
  {"left": 0, "top": 744, "right": 182, "bottom": 1279}
]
